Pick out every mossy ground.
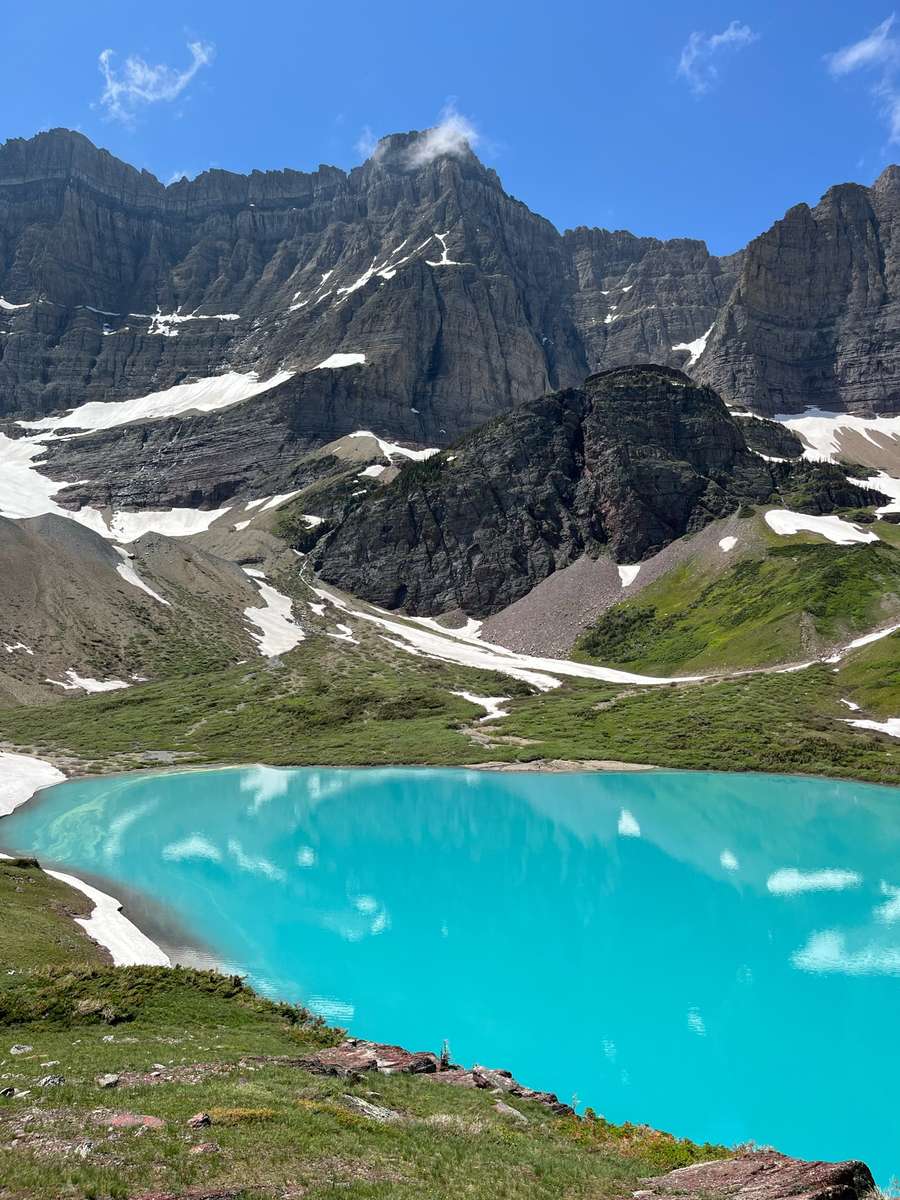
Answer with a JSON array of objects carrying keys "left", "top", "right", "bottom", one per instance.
[
  {"left": 0, "top": 863, "right": 725, "bottom": 1199},
  {"left": 576, "top": 539, "right": 900, "bottom": 674}
]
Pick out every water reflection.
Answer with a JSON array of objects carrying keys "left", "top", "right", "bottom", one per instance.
[{"left": 3, "top": 765, "right": 900, "bottom": 1180}]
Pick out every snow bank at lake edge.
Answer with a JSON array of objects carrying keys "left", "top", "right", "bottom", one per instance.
[{"left": 0, "top": 752, "right": 170, "bottom": 966}]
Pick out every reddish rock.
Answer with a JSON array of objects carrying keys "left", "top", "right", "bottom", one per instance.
[
  {"left": 637, "top": 1151, "right": 876, "bottom": 1200},
  {"left": 188, "top": 1141, "right": 220, "bottom": 1156},
  {"left": 300, "top": 1038, "right": 441, "bottom": 1077},
  {"left": 106, "top": 1112, "right": 165, "bottom": 1130},
  {"left": 187, "top": 1111, "right": 212, "bottom": 1129}
]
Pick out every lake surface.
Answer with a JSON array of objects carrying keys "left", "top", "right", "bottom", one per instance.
[{"left": 3, "top": 766, "right": 899, "bottom": 1183}]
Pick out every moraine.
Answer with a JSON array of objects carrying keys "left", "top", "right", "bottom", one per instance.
[{"left": 2, "top": 765, "right": 900, "bottom": 1183}]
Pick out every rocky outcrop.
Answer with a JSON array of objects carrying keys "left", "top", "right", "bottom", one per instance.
[
  {"left": 313, "top": 366, "right": 884, "bottom": 616},
  {"left": 700, "top": 167, "right": 900, "bottom": 415},
  {"left": 298, "top": 1038, "right": 575, "bottom": 1116},
  {"left": 637, "top": 1150, "right": 876, "bottom": 1200}
]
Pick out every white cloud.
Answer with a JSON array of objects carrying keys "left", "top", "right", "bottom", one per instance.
[
  {"left": 405, "top": 102, "right": 480, "bottom": 167},
  {"left": 356, "top": 125, "right": 380, "bottom": 160},
  {"left": 617, "top": 808, "right": 641, "bottom": 838},
  {"left": 766, "top": 868, "right": 861, "bottom": 896},
  {"left": 678, "top": 20, "right": 759, "bottom": 96},
  {"left": 826, "top": 15, "right": 897, "bottom": 77},
  {"left": 825, "top": 16, "right": 900, "bottom": 143},
  {"left": 98, "top": 40, "right": 214, "bottom": 124},
  {"left": 792, "top": 928, "right": 900, "bottom": 975}
]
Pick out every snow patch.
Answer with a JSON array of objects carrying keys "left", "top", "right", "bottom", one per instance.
[
  {"left": 774, "top": 407, "right": 900, "bottom": 463},
  {"left": 764, "top": 509, "right": 878, "bottom": 545},
  {"left": 839, "top": 698, "right": 861, "bottom": 711},
  {"left": 114, "top": 546, "right": 170, "bottom": 606},
  {"left": 844, "top": 716, "right": 900, "bottom": 738},
  {"left": 0, "top": 296, "right": 31, "bottom": 311},
  {"left": 426, "top": 231, "right": 465, "bottom": 267},
  {"left": 109, "top": 507, "right": 232, "bottom": 542},
  {"left": 451, "top": 690, "right": 509, "bottom": 722},
  {"left": 243, "top": 570, "right": 305, "bottom": 656},
  {"left": 672, "top": 324, "right": 714, "bottom": 367},
  {"left": 46, "top": 671, "right": 130, "bottom": 693},
  {"left": 44, "top": 869, "right": 170, "bottom": 966},
  {"left": 309, "top": 585, "right": 708, "bottom": 691},
  {"left": 359, "top": 464, "right": 386, "bottom": 478},
  {"left": 21, "top": 370, "right": 293, "bottom": 434},
  {"left": 3, "top": 642, "right": 33, "bottom": 655},
  {"left": 718, "top": 536, "right": 738, "bottom": 552},
  {"left": 259, "top": 491, "right": 302, "bottom": 512},
  {"left": 348, "top": 430, "right": 440, "bottom": 462},
  {"left": 618, "top": 564, "right": 641, "bottom": 587},
  {"left": 135, "top": 307, "right": 240, "bottom": 338},
  {"left": 315, "top": 352, "right": 366, "bottom": 370},
  {"left": 0, "top": 751, "right": 65, "bottom": 817}
]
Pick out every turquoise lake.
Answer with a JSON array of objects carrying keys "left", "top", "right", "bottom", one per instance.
[{"left": 2, "top": 766, "right": 899, "bottom": 1182}]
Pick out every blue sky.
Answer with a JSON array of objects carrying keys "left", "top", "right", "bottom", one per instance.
[{"left": 4, "top": 2, "right": 900, "bottom": 253}]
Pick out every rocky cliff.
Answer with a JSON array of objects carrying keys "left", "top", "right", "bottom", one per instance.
[
  {"left": 3, "top": 128, "right": 900, "bottom": 516},
  {"left": 699, "top": 168, "right": 900, "bottom": 415},
  {"left": 312, "top": 365, "right": 884, "bottom": 616}
]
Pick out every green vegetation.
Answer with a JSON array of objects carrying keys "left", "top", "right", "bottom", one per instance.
[
  {"left": 500, "top": 667, "right": 900, "bottom": 783},
  {"left": 0, "top": 859, "right": 105, "bottom": 971},
  {"left": 577, "top": 543, "right": 900, "bottom": 672},
  {"left": 836, "top": 629, "right": 900, "bottom": 718},
  {"left": 0, "top": 866, "right": 725, "bottom": 1199},
  {"left": 0, "top": 636, "right": 531, "bottom": 770}
]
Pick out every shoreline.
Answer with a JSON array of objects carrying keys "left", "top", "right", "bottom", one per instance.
[
  {"left": 0, "top": 749, "right": 171, "bottom": 967},
  {"left": 5, "top": 751, "right": 900, "bottom": 972}
]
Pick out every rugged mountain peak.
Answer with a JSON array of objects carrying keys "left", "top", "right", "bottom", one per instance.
[{"left": 312, "top": 366, "right": 872, "bottom": 617}]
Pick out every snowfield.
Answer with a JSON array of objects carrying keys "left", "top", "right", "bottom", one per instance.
[
  {"left": 764, "top": 510, "right": 878, "bottom": 545},
  {"left": 21, "top": 370, "right": 293, "bottom": 434}
]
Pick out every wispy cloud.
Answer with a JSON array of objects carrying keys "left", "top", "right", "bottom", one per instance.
[
  {"left": 826, "top": 15, "right": 900, "bottom": 143},
  {"left": 405, "top": 102, "right": 480, "bottom": 167},
  {"left": 827, "top": 14, "right": 897, "bottom": 76},
  {"left": 355, "top": 125, "right": 379, "bottom": 160},
  {"left": 677, "top": 20, "right": 759, "bottom": 96},
  {"left": 97, "top": 40, "right": 214, "bottom": 124}
]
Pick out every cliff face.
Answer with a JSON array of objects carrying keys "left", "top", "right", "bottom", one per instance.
[
  {"left": 699, "top": 168, "right": 900, "bottom": 415},
  {"left": 312, "top": 366, "right": 881, "bottom": 616},
  {"left": 0, "top": 126, "right": 732, "bottom": 440},
  {"left": 4, "top": 128, "right": 900, "bottom": 515}
]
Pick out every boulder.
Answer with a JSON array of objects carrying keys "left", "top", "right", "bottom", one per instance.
[{"left": 636, "top": 1150, "right": 876, "bottom": 1200}]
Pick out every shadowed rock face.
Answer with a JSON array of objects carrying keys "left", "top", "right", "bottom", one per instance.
[{"left": 312, "top": 366, "right": 883, "bottom": 617}]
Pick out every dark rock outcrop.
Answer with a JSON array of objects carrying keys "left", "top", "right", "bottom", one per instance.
[
  {"left": 637, "top": 1150, "right": 876, "bottom": 1200},
  {"left": 313, "top": 366, "right": 884, "bottom": 616}
]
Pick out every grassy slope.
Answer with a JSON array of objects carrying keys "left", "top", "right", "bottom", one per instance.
[
  {"left": 577, "top": 536, "right": 900, "bottom": 674},
  {"left": 0, "top": 863, "right": 724, "bottom": 1200},
  {"left": 0, "top": 622, "right": 898, "bottom": 783}
]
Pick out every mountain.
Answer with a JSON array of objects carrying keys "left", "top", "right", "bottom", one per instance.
[
  {"left": 4, "top": 129, "right": 900, "bottom": 516},
  {"left": 312, "top": 365, "right": 883, "bottom": 616},
  {"left": 699, "top": 167, "right": 900, "bottom": 415}
]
